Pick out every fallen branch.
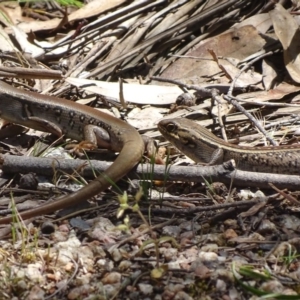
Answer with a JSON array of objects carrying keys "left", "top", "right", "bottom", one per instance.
[{"left": 2, "top": 155, "right": 300, "bottom": 189}]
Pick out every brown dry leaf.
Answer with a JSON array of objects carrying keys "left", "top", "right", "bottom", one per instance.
[
  {"left": 238, "top": 82, "right": 300, "bottom": 102},
  {"left": 270, "top": 4, "right": 300, "bottom": 83},
  {"left": 234, "top": 13, "right": 272, "bottom": 33},
  {"left": 161, "top": 25, "right": 267, "bottom": 84}
]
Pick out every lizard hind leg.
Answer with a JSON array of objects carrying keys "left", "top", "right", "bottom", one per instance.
[{"left": 66, "top": 125, "right": 111, "bottom": 156}]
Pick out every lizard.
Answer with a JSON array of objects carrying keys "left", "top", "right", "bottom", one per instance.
[
  {"left": 158, "top": 118, "right": 300, "bottom": 175},
  {"left": 0, "top": 80, "right": 145, "bottom": 224}
]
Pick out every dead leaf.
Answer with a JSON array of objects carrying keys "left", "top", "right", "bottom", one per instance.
[
  {"left": 66, "top": 77, "right": 182, "bottom": 105},
  {"left": 161, "top": 25, "right": 267, "bottom": 84},
  {"left": 262, "top": 59, "right": 278, "bottom": 90},
  {"left": 270, "top": 4, "right": 300, "bottom": 83},
  {"left": 68, "top": 0, "right": 127, "bottom": 22}
]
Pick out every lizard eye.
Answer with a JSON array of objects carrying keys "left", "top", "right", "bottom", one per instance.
[{"left": 166, "top": 123, "right": 177, "bottom": 133}]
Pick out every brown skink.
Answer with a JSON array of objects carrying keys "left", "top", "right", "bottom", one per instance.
[
  {"left": 158, "top": 118, "right": 300, "bottom": 175},
  {"left": 0, "top": 80, "right": 144, "bottom": 224}
]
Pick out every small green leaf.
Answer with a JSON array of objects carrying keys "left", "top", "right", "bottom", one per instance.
[
  {"left": 232, "top": 263, "right": 300, "bottom": 299},
  {"left": 151, "top": 265, "right": 168, "bottom": 279},
  {"left": 238, "top": 265, "right": 271, "bottom": 280}
]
